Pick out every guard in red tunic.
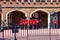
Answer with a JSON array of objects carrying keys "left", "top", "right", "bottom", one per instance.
[
  {"left": 29, "top": 19, "right": 39, "bottom": 25},
  {"left": 29, "top": 19, "right": 39, "bottom": 29},
  {"left": 53, "top": 17, "right": 57, "bottom": 28},
  {"left": 19, "top": 17, "right": 28, "bottom": 29},
  {"left": 20, "top": 19, "right": 28, "bottom": 25}
]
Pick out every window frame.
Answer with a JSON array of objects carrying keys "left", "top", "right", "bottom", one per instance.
[
  {"left": 6, "top": 0, "right": 10, "bottom": 1},
  {"left": 41, "top": 0, "right": 45, "bottom": 2},
  {"left": 30, "top": 0, "right": 33, "bottom": 2},
  {"left": 36, "top": 0, "right": 40, "bottom": 2},
  {"left": 53, "top": 0, "right": 56, "bottom": 2},
  {"left": 24, "top": 0, "right": 28, "bottom": 2},
  {"left": 12, "top": 0, "right": 15, "bottom": 1},
  {"left": 58, "top": 0, "right": 60, "bottom": 2},
  {"left": 0, "top": 0, "right": 3, "bottom": 1}
]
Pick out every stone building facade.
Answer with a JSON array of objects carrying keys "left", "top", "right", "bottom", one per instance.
[{"left": 0, "top": 0, "right": 60, "bottom": 29}]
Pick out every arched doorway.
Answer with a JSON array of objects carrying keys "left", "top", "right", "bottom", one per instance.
[
  {"left": 57, "top": 11, "right": 60, "bottom": 28},
  {"left": 7, "top": 10, "right": 26, "bottom": 28},
  {"left": 50, "top": 11, "right": 60, "bottom": 28},
  {"left": 30, "top": 10, "right": 48, "bottom": 29}
]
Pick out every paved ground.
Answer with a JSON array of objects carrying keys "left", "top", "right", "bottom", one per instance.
[{"left": 0, "top": 29, "right": 60, "bottom": 40}]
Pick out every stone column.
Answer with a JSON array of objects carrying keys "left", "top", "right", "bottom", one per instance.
[
  {"left": 16, "top": 0, "right": 19, "bottom": 3},
  {"left": 45, "top": 0, "right": 47, "bottom": 2},
  {"left": 57, "top": 0, "right": 58, "bottom": 2},
  {"left": 10, "top": 0, "right": 12, "bottom": 2},
  {"left": 51, "top": 0, "right": 53, "bottom": 2},
  {"left": 28, "top": 0, "right": 30, "bottom": 2},
  {"left": 3, "top": 0, "right": 6, "bottom": 2},
  {"left": 33, "top": 0, "right": 36, "bottom": 2},
  {"left": 40, "top": 0, "right": 41, "bottom": 2},
  {"left": 48, "top": 13, "right": 50, "bottom": 29},
  {"left": 21, "top": 0, "right": 24, "bottom": 2}
]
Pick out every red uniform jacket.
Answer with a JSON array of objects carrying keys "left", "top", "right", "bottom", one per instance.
[
  {"left": 29, "top": 19, "right": 39, "bottom": 25},
  {"left": 20, "top": 19, "right": 28, "bottom": 25},
  {"left": 53, "top": 19, "right": 57, "bottom": 25}
]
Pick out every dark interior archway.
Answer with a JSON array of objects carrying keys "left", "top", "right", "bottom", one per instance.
[
  {"left": 7, "top": 11, "right": 26, "bottom": 27},
  {"left": 30, "top": 11, "right": 48, "bottom": 29},
  {"left": 57, "top": 11, "right": 60, "bottom": 28}
]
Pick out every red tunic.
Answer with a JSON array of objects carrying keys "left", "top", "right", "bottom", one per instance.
[
  {"left": 29, "top": 19, "right": 39, "bottom": 25},
  {"left": 20, "top": 19, "right": 28, "bottom": 25},
  {"left": 53, "top": 19, "right": 57, "bottom": 25}
]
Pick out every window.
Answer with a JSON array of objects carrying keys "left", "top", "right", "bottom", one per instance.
[
  {"left": 41, "top": 0, "right": 45, "bottom": 2},
  {"left": 12, "top": 0, "right": 15, "bottom": 1},
  {"left": 0, "top": 14, "right": 1, "bottom": 27},
  {"left": 36, "top": 0, "right": 40, "bottom": 2},
  {"left": 6, "top": 0, "right": 9, "bottom": 1},
  {"left": 18, "top": 0, "right": 21, "bottom": 2},
  {"left": 47, "top": 0, "right": 50, "bottom": 2},
  {"left": 58, "top": 0, "right": 60, "bottom": 2},
  {"left": 0, "top": 0, "right": 3, "bottom": 1},
  {"left": 30, "top": 11, "right": 48, "bottom": 29},
  {"left": 30, "top": 0, "right": 33, "bottom": 2},
  {"left": 53, "top": 0, "right": 56, "bottom": 2},
  {"left": 24, "top": 0, "right": 28, "bottom": 2}
]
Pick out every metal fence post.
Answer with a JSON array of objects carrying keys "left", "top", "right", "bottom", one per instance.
[
  {"left": 49, "top": 27, "right": 51, "bottom": 40},
  {"left": 13, "top": 31, "right": 17, "bottom": 40},
  {"left": 49, "top": 17, "right": 51, "bottom": 40},
  {"left": 2, "top": 30, "right": 4, "bottom": 40},
  {"left": 27, "top": 18, "right": 29, "bottom": 40},
  {"left": 27, "top": 25, "right": 28, "bottom": 40}
]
